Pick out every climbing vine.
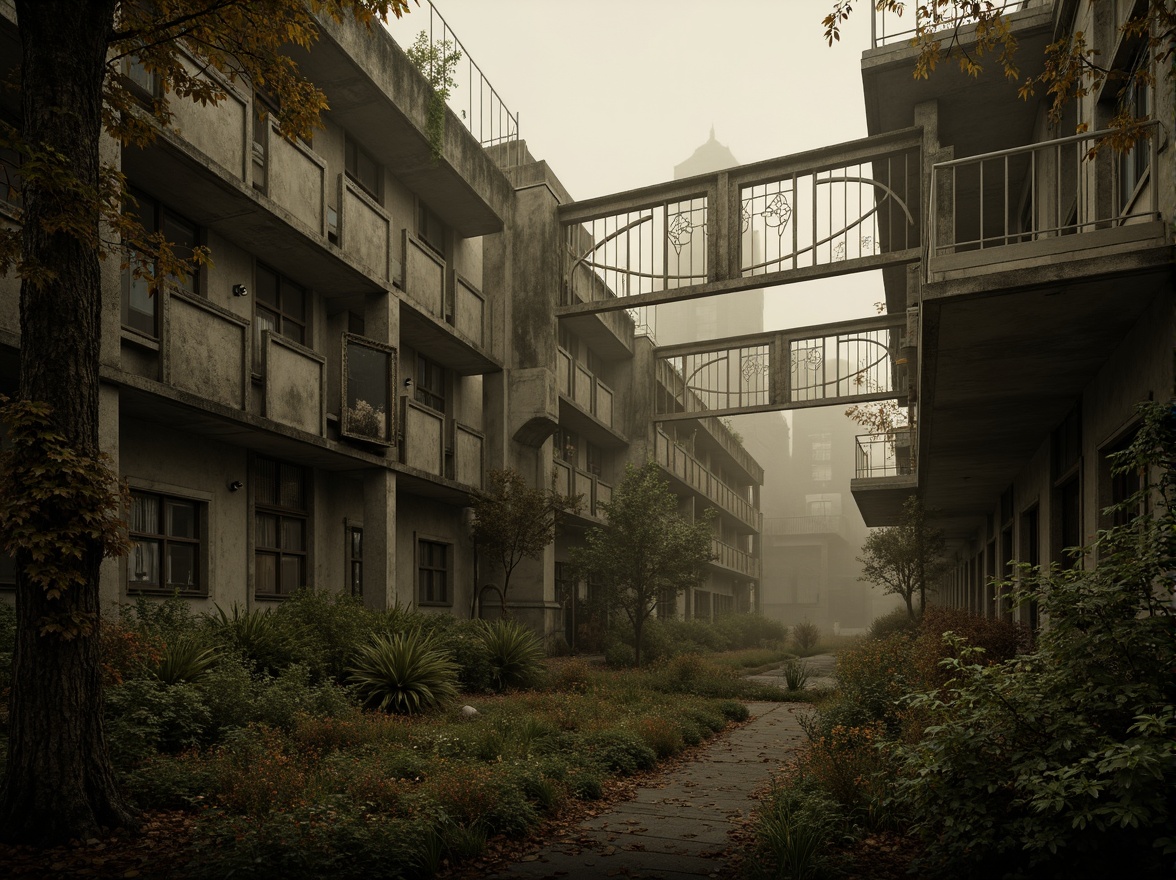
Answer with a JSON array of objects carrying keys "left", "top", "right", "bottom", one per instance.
[
  {"left": 405, "top": 30, "right": 462, "bottom": 161},
  {"left": 0, "top": 398, "right": 129, "bottom": 638}
]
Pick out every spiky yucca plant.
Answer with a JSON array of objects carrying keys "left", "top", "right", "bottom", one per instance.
[
  {"left": 153, "top": 635, "right": 219, "bottom": 684},
  {"left": 477, "top": 618, "right": 545, "bottom": 692},
  {"left": 347, "top": 630, "right": 458, "bottom": 714}
]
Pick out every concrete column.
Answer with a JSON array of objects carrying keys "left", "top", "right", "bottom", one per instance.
[{"left": 362, "top": 468, "right": 396, "bottom": 610}]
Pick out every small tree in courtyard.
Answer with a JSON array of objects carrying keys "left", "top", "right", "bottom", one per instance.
[
  {"left": 470, "top": 468, "right": 579, "bottom": 617},
  {"left": 858, "top": 496, "right": 947, "bottom": 619},
  {"left": 571, "top": 462, "right": 715, "bottom": 666}
]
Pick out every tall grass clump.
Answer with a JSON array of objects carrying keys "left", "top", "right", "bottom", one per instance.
[{"left": 347, "top": 630, "right": 458, "bottom": 714}]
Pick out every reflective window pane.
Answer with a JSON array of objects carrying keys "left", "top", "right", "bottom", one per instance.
[
  {"left": 166, "top": 500, "right": 197, "bottom": 538},
  {"left": 130, "top": 539, "right": 160, "bottom": 586},
  {"left": 166, "top": 543, "right": 196, "bottom": 588}
]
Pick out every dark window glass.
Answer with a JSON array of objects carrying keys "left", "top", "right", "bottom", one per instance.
[
  {"left": 418, "top": 540, "right": 450, "bottom": 605},
  {"left": 254, "top": 457, "right": 308, "bottom": 597},
  {"left": 255, "top": 263, "right": 307, "bottom": 351},
  {"left": 349, "top": 526, "right": 363, "bottom": 598},
  {"left": 414, "top": 354, "right": 446, "bottom": 412},
  {"left": 128, "top": 491, "right": 202, "bottom": 593},
  {"left": 345, "top": 134, "right": 381, "bottom": 201},
  {"left": 121, "top": 190, "right": 201, "bottom": 338}
]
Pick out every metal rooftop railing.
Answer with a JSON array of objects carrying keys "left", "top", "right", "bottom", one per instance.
[{"left": 871, "top": 0, "right": 1050, "bottom": 49}]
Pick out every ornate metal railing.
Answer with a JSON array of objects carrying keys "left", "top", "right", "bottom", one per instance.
[
  {"left": 654, "top": 313, "right": 907, "bottom": 420},
  {"left": 929, "top": 122, "right": 1164, "bottom": 257},
  {"left": 854, "top": 428, "right": 914, "bottom": 479},
  {"left": 558, "top": 129, "right": 922, "bottom": 316}
]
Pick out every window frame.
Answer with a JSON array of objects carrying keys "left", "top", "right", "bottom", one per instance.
[
  {"left": 417, "top": 200, "right": 448, "bottom": 257},
  {"left": 417, "top": 538, "right": 451, "bottom": 607},
  {"left": 1116, "top": 46, "right": 1152, "bottom": 215},
  {"left": 341, "top": 333, "right": 397, "bottom": 446},
  {"left": 347, "top": 522, "right": 363, "bottom": 599},
  {"left": 344, "top": 132, "right": 382, "bottom": 203},
  {"left": 122, "top": 188, "right": 201, "bottom": 339},
  {"left": 414, "top": 353, "right": 447, "bottom": 414},
  {"left": 253, "top": 456, "right": 310, "bottom": 599},
  {"left": 127, "top": 489, "right": 206, "bottom": 597},
  {"left": 254, "top": 262, "right": 308, "bottom": 350}
]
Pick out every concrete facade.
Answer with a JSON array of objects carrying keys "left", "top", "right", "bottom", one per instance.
[
  {"left": 0, "top": 8, "right": 763, "bottom": 642},
  {"left": 852, "top": 0, "right": 1175, "bottom": 623}
]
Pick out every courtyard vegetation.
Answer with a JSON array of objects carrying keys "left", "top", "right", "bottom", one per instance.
[
  {"left": 751, "top": 402, "right": 1176, "bottom": 879},
  {"left": 0, "top": 593, "right": 795, "bottom": 878}
]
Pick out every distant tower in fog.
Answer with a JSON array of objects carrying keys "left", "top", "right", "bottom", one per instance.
[{"left": 654, "top": 128, "right": 764, "bottom": 346}]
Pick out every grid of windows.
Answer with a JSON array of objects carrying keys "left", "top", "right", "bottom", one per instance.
[
  {"left": 254, "top": 457, "right": 308, "bottom": 597},
  {"left": 128, "top": 491, "right": 202, "bottom": 593},
  {"left": 255, "top": 263, "right": 307, "bottom": 347},
  {"left": 122, "top": 190, "right": 199, "bottom": 338},
  {"left": 418, "top": 540, "right": 450, "bottom": 605}
]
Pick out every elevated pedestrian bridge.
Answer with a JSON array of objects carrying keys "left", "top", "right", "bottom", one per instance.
[
  {"left": 556, "top": 128, "right": 921, "bottom": 418},
  {"left": 557, "top": 127, "right": 922, "bottom": 320}
]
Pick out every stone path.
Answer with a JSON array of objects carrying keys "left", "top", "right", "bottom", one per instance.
[{"left": 480, "top": 655, "right": 835, "bottom": 880}]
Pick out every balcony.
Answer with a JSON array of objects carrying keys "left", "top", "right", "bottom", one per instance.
[
  {"left": 851, "top": 428, "right": 917, "bottom": 527},
  {"left": 926, "top": 124, "right": 1169, "bottom": 290},
  {"left": 654, "top": 432, "right": 762, "bottom": 532},
  {"left": 556, "top": 347, "right": 623, "bottom": 445},
  {"left": 399, "top": 397, "right": 483, "bottom": 490},
  {"left": 400, "top": 233, "right": 500, "bottom": 375},
  {"left": 764, "top": 515, "right": 847, "bottom": 541},
  {"left": 710, "top": 539, "right": 760, "bottom": 579},
  {"left": 553, "top": 459, "right": 612, "bottom": 521}
]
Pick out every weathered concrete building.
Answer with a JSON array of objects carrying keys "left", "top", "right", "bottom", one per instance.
[
  {"left": 850, "top": 0, "right": 1175, "bottom": 621},
  {"left": 0, "top": 4, "right": 762, "bottom": 640}
]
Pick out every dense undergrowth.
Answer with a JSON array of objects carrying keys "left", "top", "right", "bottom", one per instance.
[
  {"left": 0, "top": 597, "right": 790, "bottom": 877},
  {"left": 753, "top": 402, "right": 1176, "bottom": 880}
]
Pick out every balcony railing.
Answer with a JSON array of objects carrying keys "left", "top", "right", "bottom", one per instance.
[
  {"left": 711, "top": 539, "right": 760, "bottom": 578},
  {"left": 929, "top": 122, "right": 1163, "bottom": 259},
  {"left": 854, "top": 428, "right": 914, "bottom": 479},
  {"left": 403, "top": 1, "right": 521, "bottom": 160},
  {"left": 557, "top": 347, "right": 614, "bottom": 428},
  {"left": 655, "top": 432, "right": 762, "bottom": 531},
  {"left": 764, "top": 515, "right": 847, "bottom": 539},
  {"left": 871, "top": 0, "right": 1047, "bottom": 49},
  {"left": 553, "top": 459, "right": 611, "bottom": 520}
]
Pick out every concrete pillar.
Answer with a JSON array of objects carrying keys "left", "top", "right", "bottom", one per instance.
[{"left": 362, "top": 468, "right": 396, "bottom": 610}]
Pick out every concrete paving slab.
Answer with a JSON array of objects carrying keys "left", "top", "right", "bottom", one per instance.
[{"left": 480, "top": 700, "right": 809, "bottom": 880}]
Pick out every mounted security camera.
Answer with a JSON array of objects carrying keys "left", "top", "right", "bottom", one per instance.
[{"left": 232, "top": 284, "right": 249, "bottom": 297}]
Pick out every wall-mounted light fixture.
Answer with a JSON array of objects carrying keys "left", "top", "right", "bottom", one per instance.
[
  {"left": 228, "top": 480, "right": 244, "bottom": 492},
  {"left": 232, "top": 284, "right": 249, "bottom": 297},
  {"left": 403, "top": 377, "right": 413, "bottom": 387}
]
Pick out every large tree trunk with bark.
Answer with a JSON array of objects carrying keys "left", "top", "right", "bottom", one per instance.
[{"left": 0, "top": 0, "right": 134, "bottom": 845}]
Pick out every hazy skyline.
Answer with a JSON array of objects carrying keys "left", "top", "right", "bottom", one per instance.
[{"left": 387, "top": 0, "right": 885, "bottom": 332}]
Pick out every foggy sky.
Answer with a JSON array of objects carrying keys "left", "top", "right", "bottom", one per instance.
[{"left": 389, "top": 0, "right": 885, "bottom": 332}]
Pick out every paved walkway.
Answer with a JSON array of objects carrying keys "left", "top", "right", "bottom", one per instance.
[{"left": 481, "top": 655, "right": 835, "bottom": 880}]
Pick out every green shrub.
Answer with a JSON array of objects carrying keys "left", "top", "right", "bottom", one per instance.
[
  {"left": 270, "top": 588, "right": 379, "bottom": 681},
  {"left": 580, "top": 730, "right": 656, "bottom": 775},
  {"left": 638, "top": 716, "right": 685, "bottom": 758},
  {"left": 477, "top": 618, "right": 545, "bottom": 692},
  {"left": 566, "top": 767, "right": 603, "bottom": 800},
  {"left": 911, "top": 605, "right": 1028, "bottom": 690},
  {"left": 717, "top": 700, "right": 750, "bottom": 722},
  {"left": 866, "top": 606, "right": 918, "bottom": 641},
  {"left": 206, "top": 603, "right": 287, "bottom": 674},
  {"left": 791, "top": 621, "right": 820, "bottom": 653},
  {"left": 105, "top": 678, "right": 211, "bottom": 763},
  {"left": 348, "top": 630, "right": 459, "bottom": 714},
  {"left": 754, "top": 779, "right": 845, "bottom": 880},
  {"left": 603, "top": 638, "right": 636, "bottom": 668}
]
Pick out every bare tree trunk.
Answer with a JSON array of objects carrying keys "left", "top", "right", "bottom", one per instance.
[{"left": 0, "top": 0, "right": 135, "bottom": 845}]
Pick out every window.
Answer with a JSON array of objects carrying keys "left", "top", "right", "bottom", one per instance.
[
  {"left": 122, "top": 189, "right": 200, "bottom": 338},
  {"left": 0, "top": 117, "right": 21, "bottom": 211},
  {"left": 255, "top": 263, "right": 307, "bottom": 347},
  {"left": 348, "top": 526, "right": 363, "bottom": 598},
  {"left": 345, "top": 133, "right": 381, "bottom": 202},
  {"left": 418, "top": 539, "right": 450, "bottom": 605},
  {"left": 811, "top": 463, "right": 832, "bottom": 482},
  {"left": 810, "top": 433, "right": 832, "bottom": 462},
  {"left": 417, "top": 201, "right": 447, "bottom": 256},
  {"left": 555, "top": 427, "right": 578, "bottom": 464},
  {"left": 342, "top": 334, "right": 395, "bottom": 444},
  {"left": 414, "top": 354, "right": 446, "bottom": 412},
  {"left": 1117, "top": 47, "right": 1152, "bottom": 213},
  {"left": 254, "top": 457, "right": 308, "bottom": 597},
  {"left": 1104, "top": 430, "right": 1145, "bottom": 529},
  {"left": 586, "top": 441, "right": 604, "bottom": 477},
  {"left": 128, "top": 491, "right": 203, "bottom": 594},
  {"left": 125, "top": 57, "right": 161, "bottom": 104}
]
